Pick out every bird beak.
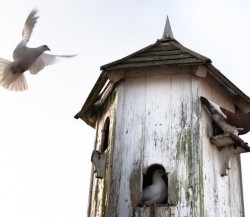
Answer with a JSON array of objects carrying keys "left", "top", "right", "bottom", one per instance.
[{"left": 47, "top": 47, "right": 51, "bottom": 51}]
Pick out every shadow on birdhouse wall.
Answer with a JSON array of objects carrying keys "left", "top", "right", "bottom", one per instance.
[
  {"left": 91, "top": 116, "right": 111, "bottom": 179},
  {"left": 101, "top": 117, "right": 110, "bottom": 152}
]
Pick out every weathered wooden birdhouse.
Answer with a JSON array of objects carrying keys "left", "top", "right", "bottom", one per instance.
[{"left": 75, "top": 17, "right": 250, "bottom": 217}]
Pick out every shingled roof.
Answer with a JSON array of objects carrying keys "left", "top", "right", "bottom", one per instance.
[
  {"left": 101, "top": 17, "right": 211, "bottom": 71},
  {"left": 100, "top": 39, "right": 211, "bottom": 71}
]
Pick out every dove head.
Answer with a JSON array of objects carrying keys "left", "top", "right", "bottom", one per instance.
[
  {"left": 40, "top": 45, "right": 51, "bottom": 52},
  {"left": 153, "top": 169, "right": 166, "bottom": 181}
]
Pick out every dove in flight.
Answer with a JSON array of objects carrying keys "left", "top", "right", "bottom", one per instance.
[
  {"left": 142, "top": 169, "right": 167, "bottom": 205},
  {"left": 0, "top": 9, "right": 76, "bottom": 91}
]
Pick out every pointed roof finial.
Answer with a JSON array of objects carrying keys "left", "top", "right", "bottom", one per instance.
[{"left": 162, "top": 16, "right": 174, "bottom": 39}]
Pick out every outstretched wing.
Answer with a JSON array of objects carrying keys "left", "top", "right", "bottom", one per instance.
[
  {"left": 13, "top": 9, "right": 39, "bottom": 60},
  {"left": 29, "top": 53, "right": 76, "bottom": 74},
  {"left": 22, "top": 9, "right": 39, "bottom": 43}
]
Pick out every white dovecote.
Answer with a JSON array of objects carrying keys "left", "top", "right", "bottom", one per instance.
[{"left": 75, "top": 17, "right": 250, "bottom": 217}]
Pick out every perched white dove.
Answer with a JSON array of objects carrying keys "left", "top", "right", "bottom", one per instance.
[
  {"left": 200, "top": 96, "right": 249, "bottom": 146},
  {"left": 142, "top": 169, "right": 167, "bottom": 205},
  {"left": 0, "top": 9, "right": 76, "bottom": 91}
]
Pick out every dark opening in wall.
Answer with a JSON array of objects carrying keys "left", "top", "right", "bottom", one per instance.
[
  {"left": 212, "top": 120, "right": 224, "bottom": 136},
  {"left": 142, "top": 164, "right": 168, "bottom": 206},
  {"left": 101, "top": 117, "right": 110, "bottom": 152}
]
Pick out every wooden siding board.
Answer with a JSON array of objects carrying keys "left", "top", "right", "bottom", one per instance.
[
  {"left": 190, "top": 76, "right": 202, "bottom": 216},
  {"left": 228, "top": 156, "right": 245, "bottom": 216},
  {"left": 143, "top": 75, "right": 172, "bottom": 170},
  {"left": 88, "top": 91, "right": 117, "bottom": 216},
  {"left": 168, "top": 74, "right": 200, "bottom": 216},
  {"left": 89, "top": 118, "right": 104, "bottom": 216},
  {"left": 89, "top": 106, "right": 115, "bottom": 216},
  {"left": 110, "top": 78, "right": 145, "bottom": 216}
]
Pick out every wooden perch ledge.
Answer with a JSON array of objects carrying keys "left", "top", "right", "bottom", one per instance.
[{"left": 210, "top": 134, "right": 250, "bottom": 176}]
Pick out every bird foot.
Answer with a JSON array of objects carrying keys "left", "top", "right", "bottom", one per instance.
[
  {"left": 242, "top": 141, "right": 248, "bottom": 147},
  {"left": 230, "top": 134, "right": 248, "bottom": 149},
  {"left": 238, "top": 139, "right": 247, "bottom": 148},
  {"left": 232, "top": 136, "right": 247, "bottom": 148}
]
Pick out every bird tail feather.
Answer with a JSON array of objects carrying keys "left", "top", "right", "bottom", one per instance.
[{"left": 0, "top": 57, "right": 28, "bottom": 91}]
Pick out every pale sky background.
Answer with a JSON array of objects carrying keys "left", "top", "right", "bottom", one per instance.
[{"left": 0, "top": 1, "right": 250, "bottom": 217}]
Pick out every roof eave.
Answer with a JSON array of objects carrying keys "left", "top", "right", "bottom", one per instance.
[
  {"left": 74, "top": 72, "right": 107, "bottom": 119},
  {"left": 74, "top": 75, "right": 116, "bottom": 128},
  {"left": 207, "top": 63, "right": 250, "bottom": 105}
]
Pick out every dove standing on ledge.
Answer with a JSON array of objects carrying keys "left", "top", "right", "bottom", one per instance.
[
  {"left": 0, "top": 9, "right": 76, "bottom": 91},
  {"left": 200, "top": 96, "right": 250, "bottom": 145},
  {"left": 142, "top": 169, "right": 167, "bottom": 206}
]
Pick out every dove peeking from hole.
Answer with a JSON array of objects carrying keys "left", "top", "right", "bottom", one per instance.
[
  {"left": 142, "top": 169, "right": 167, "bottom": 205},
  {"left": 0, "top": 9, "right": 76, "bottom": 91}
]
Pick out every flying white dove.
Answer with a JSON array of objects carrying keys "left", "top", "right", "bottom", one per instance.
[
  {"left": 142, "top": 169, "right": 167, "bottom": 205},
  {"left": 0, "top": 9, "right": 76, "bottom": 91}
]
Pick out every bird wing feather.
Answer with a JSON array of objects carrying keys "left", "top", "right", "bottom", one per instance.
[
  {"left": 22, "top": 9, "right": 39, "bottom": 43},
  {"left": 143, "top": 193, "right": 165, "bottom": 205},
  {"left": 142, "top": 185, "right": 160, "bottom": 201},
  {"left": 29, "top": 53, "right": 57, "bottom": 74},
  {"left": 13, "top": 9, "right": 39, "bottom": 60},
  {"left": 29, "top": 53, "right": 76, "bottom": 74}
]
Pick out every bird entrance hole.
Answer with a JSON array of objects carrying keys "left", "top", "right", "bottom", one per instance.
[
  {"left": 101, "top": 117, "right": 110, "bottom": 152},
  {"left": 212, "top": 120, "right": 224, "bottom": 136},
  {"left": 142, "top": 164, "right": 168, "bottom": 206}
]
